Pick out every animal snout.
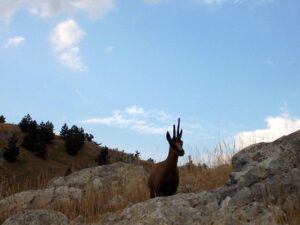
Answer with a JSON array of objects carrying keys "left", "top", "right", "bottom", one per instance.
[{"left": 179, "top": 149, "right": 185, "bottom": 156}]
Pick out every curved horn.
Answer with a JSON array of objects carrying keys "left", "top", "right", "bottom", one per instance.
[
  {"left": 173, "top": 124, "right": 176, "bottom": 138},
  {"left": 177, "top": 118, "right": 180, "bottom": 137}
]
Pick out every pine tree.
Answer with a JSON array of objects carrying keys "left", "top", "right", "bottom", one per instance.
[
  {"left": 60, "top": 123, "right": 69, "bottom": 139},
  {"left": 39, "top": 121, "right": 54, "bottom": 144},
  {"left": 3, "top": 134, "right": 20, "bottom": 162},
  {"left": 64, "top": 125, "right": 85, "bottom": 156},
  {"left": 0, "top": 115, "right": 6, "bottom": 123},
  {"left": 18, "top": 114, "right": 37, "bottom": 133}
]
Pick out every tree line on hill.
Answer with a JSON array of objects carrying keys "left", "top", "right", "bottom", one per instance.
[
  {"left": 1, "top": 114, "right": 143, "bottom": 166},
  {"left": 0, "top": 114, "right": 96, "bottom": 162}
]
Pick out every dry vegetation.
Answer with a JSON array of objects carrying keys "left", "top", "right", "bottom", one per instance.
[
  {"left": 1, "top": 125, "right": 299, "bottom": 224},
  {"left": 0, "top": 153, "right": 232, "bottom": 223}
]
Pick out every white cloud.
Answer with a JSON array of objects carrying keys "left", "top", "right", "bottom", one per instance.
[
  {"left": 50, "top": 19, "right": 86, "bottom": 71},
  {"left": 0, "top": 0, "right": 115, "bottom": 22},
  {"left": 59, "top": 47, "right": 87, "bottom": 71},
  {"left": 125, "top": 105, "right": 145, "bottom": 115},
  {"left": 235, "top": 116, "right": 300, "bottom": 149},
  {"left": 5, "top": 36, "right": 25, "bottom": 47},
  {"left": 50, "top": 19, "right": 85, "bottom": 51},
  {"left": 82, "top": 106, "right": 174, "bottom": 135},
  {"left": 0, "top": 1, "right": 21, "bottom": 23}
]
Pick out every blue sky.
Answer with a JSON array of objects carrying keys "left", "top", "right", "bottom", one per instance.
[{"left": 1, "top": 0, "right": 300, "bottom": 162}]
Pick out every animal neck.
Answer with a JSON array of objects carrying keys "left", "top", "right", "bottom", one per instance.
[{"left": 166, "top": 146, "right": 179, "bottom": 168}]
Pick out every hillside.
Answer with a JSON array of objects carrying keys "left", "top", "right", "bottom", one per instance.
[{"left": 0, "top": 123, "right": 151, "bottom": 197}]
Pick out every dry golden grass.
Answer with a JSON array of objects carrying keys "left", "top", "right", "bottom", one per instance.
[
  {"left": 0, "top": 168, "right": 150, "bottom": 224},
  {"left": 0, "top": 159, "right": 231, "bottom": 223},
  {"left": 179, "top": 163, "right": 232, "bottom": 193},
  {"left": 261, "top": 183, "right": 300, "bottom": 225}
]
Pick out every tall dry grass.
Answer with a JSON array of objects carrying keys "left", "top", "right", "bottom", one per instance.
[
  {"left": 0, "top": 156, "right": 231, "bottom": 223},
  {"left": 261, "top": 183, "right": 300, "bottom": 225},
  {"left": 0, "top": 171, "right": 52, "bottom": 199}
]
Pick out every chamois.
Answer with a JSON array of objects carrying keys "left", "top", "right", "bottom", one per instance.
[{"left": 148, "top": 118, "right": 185, "bottom": 198}]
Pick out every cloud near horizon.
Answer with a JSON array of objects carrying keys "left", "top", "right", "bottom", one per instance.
[
  {"left": 50, "top": 19, "right": 86, "bottom": 71},
  {"left": 81, "top": 106, "right": 174, "bottom": 135},
  {"left": 235, "top": 116, "right": 300, "bottom": 149}
]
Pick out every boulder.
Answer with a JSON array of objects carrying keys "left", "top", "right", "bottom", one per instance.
[
  {"left": 1, "top": 162, "right": 148, "bottom": 222},
  {"left": 97, "top": 131, "right": 300, "bottom": 225},
  {"left": 2, "top": 210, "right": 71, "bottom": 225}
]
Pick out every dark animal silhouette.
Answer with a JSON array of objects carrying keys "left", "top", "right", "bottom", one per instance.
[{"left": 148, "top": 118, "right": 185, "bottom": 198}]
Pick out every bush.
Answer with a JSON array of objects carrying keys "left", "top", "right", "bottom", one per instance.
[
  {"left": 95, "top": 146, "right": 109, "bottom": 165},
  {"left": 0, "top": 115, "right": 6, "bottom": 123},
  {"left": 3, "top": 134, "right": 19, "bottom": 162}
]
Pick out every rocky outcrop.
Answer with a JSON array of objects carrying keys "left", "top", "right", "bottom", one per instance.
[
  {"left": 0, "top": 162, "right": 148, "bottom": 222},
  {"left": 98, "top": 131, "right": 300, "bottom": 225},
  {"left": 3, "top": 131, "right": 300, "bottom": 225},
  {"left": 2, "top": 210, "right": 71, "bottom": 225}
]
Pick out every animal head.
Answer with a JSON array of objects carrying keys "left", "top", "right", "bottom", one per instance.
[{"left": 166, "top": 118, "right": 185, "bottom": 156}]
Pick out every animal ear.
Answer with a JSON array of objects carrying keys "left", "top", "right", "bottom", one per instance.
[
  {"left": 166, "top": 131, "right": 172, "bottom": 143},
  {"left": 179, "top": 129, "right": 183, "bottom": 139}
]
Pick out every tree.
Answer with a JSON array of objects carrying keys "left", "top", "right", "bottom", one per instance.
[
  {"left": 85, "top": 133, "right": 94, "bottom": 142},
  {"left": 60, "top": 123, "right": 69, "bottom": 139},
  {"left": 95, "top": 146, "right": 109, "bottom": 165},
  {"left": 64, "top": 125, "right": 85, "bottom": 156},
  {"left": 21, "top": 132, "right": 36, "bottom": 152},
  {"left": 0, "top": 115, "right": 6, "bottom": 123},
  {"left": 39, "top": 121, "right": 54, "bottom": 144},
  {"left": 20, "top": 116, "right": 52, "bottom": 159},
  {"left": 65, "top": 133, "right": 84, "bottom": 156},
  {"left": 3, "top": 134, "right": 20, "bottom": 162},
  {"left": 147, "top": 158, "right": 154, "bottom": 163},
  {"left": 18, "top": 114, "right": 38, "bottom": 133},
  {"left": 21, "top": 132, "right": 47, "bottom": 159},
  {"left": 134, "top": 150, "right": 140, "bottom": 159}
]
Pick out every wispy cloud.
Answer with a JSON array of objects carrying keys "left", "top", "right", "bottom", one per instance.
[
  {"left": 5, "top": 36, "right": 25, "bottom": 47},
  {"left": 0, "top": 0, "right": 115, "bottom": 22},
  {"left": 105, "top": 46, "right": 114, "bottom": 53},
  {"left": 266, "top": 58, "right": 275, "bottom": 66},
  {"left": 235, "top": 115, "right": 300, "bottom": 149},
  {"left": 50, "top": 19, "right": 86, "bottom": 71},
  {"left": 82, "top": 105, "right": 174, "bottom": 135},
  {"left": 196, "top": 0, "right": 274, "bottom": 5},
  {"left": 75, "top": 89, "right": 89, "bottom": 104}
]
